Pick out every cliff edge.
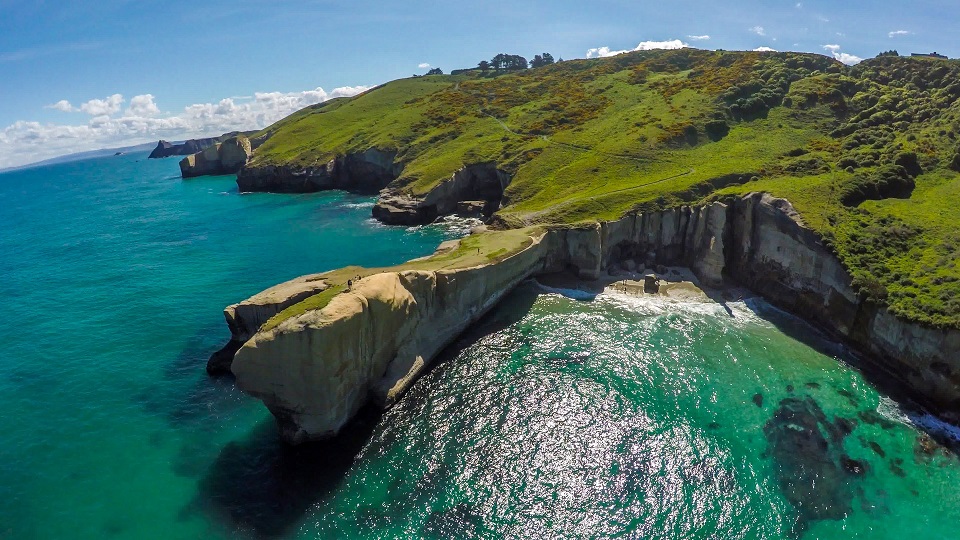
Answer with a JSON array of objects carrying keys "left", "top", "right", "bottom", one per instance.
[{"left": 221, "top": 193, "right": 959, "bottom": 443}]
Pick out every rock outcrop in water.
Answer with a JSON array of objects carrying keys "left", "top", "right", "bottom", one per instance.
[
  {"left": 232, "top": 234, "right": 561, "bottom": 442},
  {"left": 218, "top": 192, "right": 960, "bottom": 443},
  {"left": 180, "top": 136, "right": 253, "bottom": 178}
]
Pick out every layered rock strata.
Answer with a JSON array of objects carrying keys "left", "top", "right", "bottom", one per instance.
[{"left": 219, "top": 192, "right": 960, "bottom": 442}]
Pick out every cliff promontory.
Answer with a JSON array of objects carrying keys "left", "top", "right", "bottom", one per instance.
[
  {"left": 218, "top": 192, "right": 959, "bottom": 443},
  {"left": 201, "top": 48, "right": 960, "bottom": 443}
]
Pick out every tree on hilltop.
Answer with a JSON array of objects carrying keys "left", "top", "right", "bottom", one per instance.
[
  {"left": 426, "top": 67, "right": 444, "bottom": 75},
  {"left": 478, "top": 60, "right": 491, "bottom": 71},
  {"left": 878, "top": 50, "right": 900, "bottom": 57},
  {"left": 530, "top": 53, "right": 555, "bottom": 68}
]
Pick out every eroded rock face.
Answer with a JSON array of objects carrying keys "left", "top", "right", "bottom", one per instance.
[
  {"left": 180, "top": 136, "right": 253, "bottom": 178},
  {"left": 727, "top": 193, "right": 960, "bottom": 416},
  {"left": 373, "top": 163, "right": 511, "bottom": 225},
  {"left": 232, "top": 233, "right": 556, "bottom": 442},
  {"left": 240, "top": 155, "right": 511, "bottom": 225},
  {"left": 219, "top": 137, "right": 253, "bottom": 171},
  {"left": 206, "top": 273, "right": 330, "bottom": 375}
]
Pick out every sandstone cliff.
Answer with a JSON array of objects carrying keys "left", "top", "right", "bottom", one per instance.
[
  {"left": 180, "top": 136, "right": 253, "bottom": 178},
  {"left": 219, "top": 192, "right": 959, "bottom": 443},
  {"left": 231, "top": 232, "right": 559, "bottom": 442},
  {"left": 206, "top": 272, "right": 330, "bottom": 375}
]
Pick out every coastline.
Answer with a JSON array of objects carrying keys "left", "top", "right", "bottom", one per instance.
[{"left": 219, "top": 192, "right": 960, "bottom": 443}]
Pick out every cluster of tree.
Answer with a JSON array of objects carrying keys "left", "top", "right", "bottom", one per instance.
[
  {"left": 530, "top": 53, "right": 556, "bottom": 68},
  {"left": 877, "top": 50, "right": 900, "bottom": 57},
  {"left": 477, "top": 52, "right": 557, "bottom": 71},
  {"left": 413, "top": 67, "right": 445, "bottom": 77}
]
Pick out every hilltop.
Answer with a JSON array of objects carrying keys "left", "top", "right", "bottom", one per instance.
[{"left": 235, "top": 48, "right": 960, "bottom": 329}]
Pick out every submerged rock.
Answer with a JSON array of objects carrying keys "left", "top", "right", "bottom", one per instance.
[{"left": 764, "top": 396, "right": 859, "bottom": 531}]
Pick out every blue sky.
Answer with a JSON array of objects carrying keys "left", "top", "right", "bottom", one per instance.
[{"left": 1, "top": 0, "right": 957, "bottom": 168}]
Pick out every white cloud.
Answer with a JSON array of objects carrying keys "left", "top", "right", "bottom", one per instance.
[
  {"left": 687, "top": 35, "right": 710, "bottom": 41},
  {"left": 889, "top": 30, "right": 911, "bottom": 38},
  {"left": 796, "top": 2, "right": 803, "bottom": 8},
  {"left": 45, "top": 100, "right": 76, "bottom": 113},
  {"left": 126, "top": 94, "right": 160, "bottom": 117},
  {"left": 0, "top": 85, "right": 371, "bottom": 169},
  {"left": 418, "top": 62, "right": 431, "bottom": 69},
  {"left": 754, "top": 46, "right": 778, "bottom": 52},
  {"left": 823, "top": 44, "right": 863, "bottom": 65},
  {"left": 834, "top": 52, "right": 863, "bottom": 65},
  {"left": 586, "top": 39, "right": 688, "bottom": 58},
  {"left": 79, "top": 94, "right": 124, "bottom": 116},
  {"left": 750, "top": 26, "right": 767, "bottom": 37}
]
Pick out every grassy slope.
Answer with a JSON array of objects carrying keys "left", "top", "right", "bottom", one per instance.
[{"left": 250, "top": 50, "right": 960, "bottom": 329}]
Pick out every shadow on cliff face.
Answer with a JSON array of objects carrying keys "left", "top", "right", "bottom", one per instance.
[{"left": 191, "top": 406, "right": 382, "bottom": 538}]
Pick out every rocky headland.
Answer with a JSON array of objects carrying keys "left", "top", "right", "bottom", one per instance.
[
  {"left": 213, "top": 192, "right": 960, "bottom": 443},
  {"left": 180, "top": 136, "right": 254, "bottom": 178},
  {"left": 148, "top": 137, "right": 221, "bottom": 159}
]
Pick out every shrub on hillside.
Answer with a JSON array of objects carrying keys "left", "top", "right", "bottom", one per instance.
[{"left": 839, "top": 165, "right": 916, "bottom": 206}]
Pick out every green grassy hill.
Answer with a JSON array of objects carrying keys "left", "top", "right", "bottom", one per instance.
[{"left": 248, "top": 49, "right": 960, "bottom": 329}]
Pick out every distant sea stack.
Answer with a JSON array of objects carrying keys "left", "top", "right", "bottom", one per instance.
[{"left": 147, "top": 138, "right": 220, "bottom": 159}]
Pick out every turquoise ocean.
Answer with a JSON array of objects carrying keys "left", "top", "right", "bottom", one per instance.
[{"left": 1, "top": 153, "right": 958, "bottom": 539}]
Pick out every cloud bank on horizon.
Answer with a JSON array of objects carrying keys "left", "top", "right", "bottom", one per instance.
[{"left": 0, "top": 85, "right": 369, "bottom": 169}]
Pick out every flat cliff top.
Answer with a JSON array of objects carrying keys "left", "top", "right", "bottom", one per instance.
[
  {"left": 260, "top": 227, "right": 538, "bottom": 332},
  {"left": 250, "top": 49, "right": 960, "bottom": 328}
]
